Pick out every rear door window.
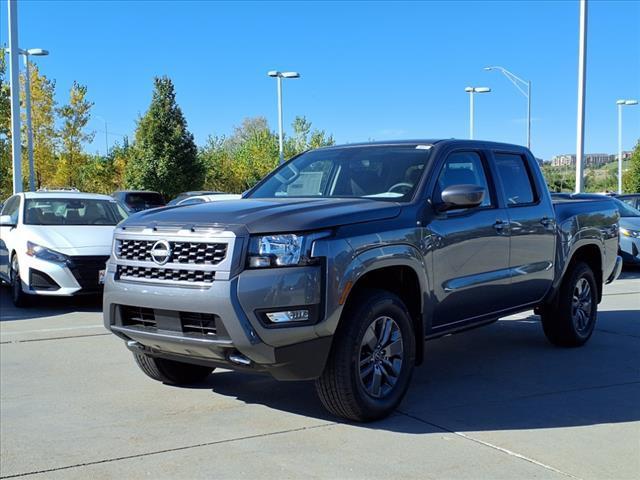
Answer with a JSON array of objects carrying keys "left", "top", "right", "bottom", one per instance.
[{"left": 493, "top": 153, "right": 537, "bottom": 206}]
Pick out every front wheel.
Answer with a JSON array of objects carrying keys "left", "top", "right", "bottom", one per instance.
[
  {"left": 315, "top": 289, "right": 416, "bottom": 422},
  {"left": 540, "top": 262, "right": 598, "bottom": 347},
  {"left": 10, "top": 255, "right": 30, "bottom": 308},
  {"left": 133, "top": 353, "right": 214, "bottom": 385}
]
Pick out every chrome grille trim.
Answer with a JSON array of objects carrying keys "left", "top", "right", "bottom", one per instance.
[
  {"left": 116, "top": 239, "right": 227, "bottom": 265},
  {"left": 112, "top": 226, "right": 237, "bottom": 287},
  {"left": 117, "top": 265, "right": 215, "bottom": 284}
]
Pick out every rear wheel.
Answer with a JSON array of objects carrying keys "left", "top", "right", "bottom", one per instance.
[
  {"left": 541, "top": 262, "right": 598, "bottom": 347},
  {"left": 10, "top": 255, "right": 30, "bottom": 308},
  {"left": 315, "top": 289, "right": 416, "bottom": 422},
  {"left": 133, "top": 353, "right": 214, "bottom": 385}
]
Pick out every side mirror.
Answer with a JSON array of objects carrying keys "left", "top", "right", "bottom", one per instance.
[
  {"left": 437, "top": 184, "right": 485, "bottom": 212},
  {"left": 0, "top": 214, "right": 16, "bottom": 227}
]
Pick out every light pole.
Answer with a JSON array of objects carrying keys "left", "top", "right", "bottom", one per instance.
[
  {"left": 22, "top": 49, "right": 49, "bottom": 191},
  {"left": 616, "top": 99, "right": 638, "bottom": 194},
  {"left": 3, "top": 47, "right": 49, "bottom": 191},
  {"left": 464, "top": 87, "right": 491, "bottom": 140},
  {"left": 484, "top": 66, "right": 531, "bottom": 149},
  {"left": 575, "top": 0, "right": 588, "bottom": 193},
  {"left": 267, "top": 70, "right": 300, "bottom": 164}
]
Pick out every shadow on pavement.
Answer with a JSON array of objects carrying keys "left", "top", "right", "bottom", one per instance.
[
  {"left": 200, "top": 309, "right": 640, "bottom": 432},
  {"left": 0, "top": 286, "right": 102, "bottom": 322},
  {"left": 619, "top": 265, "right": 640, "bottom": 280}
]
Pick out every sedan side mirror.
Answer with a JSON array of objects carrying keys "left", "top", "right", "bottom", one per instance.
[
  {"left": 0, "top": 214, "right": 16, "bottom": 227},
  {"left": 437, "top": 184, "right": 486, "bottom": 212}
]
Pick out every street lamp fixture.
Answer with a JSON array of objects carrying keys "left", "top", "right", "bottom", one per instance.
[
  {"left": 485, "top": 65, "right": 532, "bottom": 149},
  {"left": 4, "top": 46, "right": 49, "bottom": 191},
  {"left": 465, "top": 86, "right": 491, "bottom": 140},
  {"left": 267, "top": 70, "right": 301, "bottom": 164},
  {"left": 616, "top": 99, "right": 638, "bottom": 194}
]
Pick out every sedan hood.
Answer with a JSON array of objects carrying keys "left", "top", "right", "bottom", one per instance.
[
  {"left": 28, "top": 225, "right": 115, "bottom": 255},
  {"left": 620, "top": 217, "right": 640, "bottom": 231},
  {"left": 122, "top": 198, "right": 403, "bottom": 234}
]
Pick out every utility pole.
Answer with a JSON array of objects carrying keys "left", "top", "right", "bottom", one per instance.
[{"left": 7, "top": 0, "right": 22, "bottom": 194}]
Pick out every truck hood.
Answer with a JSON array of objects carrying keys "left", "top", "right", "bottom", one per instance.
[
  {"left": 122, "top": 198, "right": 403, "bottom": 234},
  {"left": 28, "top": 225, "right": 115, "bottom": 255}
]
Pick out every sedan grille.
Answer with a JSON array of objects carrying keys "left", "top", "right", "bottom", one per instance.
[
  {"left": 116, "top": 239, "right": 227, "bottom": 265},
  {"left": 116, "top": 265, "right": 215, "bottom": 284}
]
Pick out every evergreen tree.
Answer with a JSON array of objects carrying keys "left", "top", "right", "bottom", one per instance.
[{"left": 125, "top": 76, "right": 202, "bottom": 198}]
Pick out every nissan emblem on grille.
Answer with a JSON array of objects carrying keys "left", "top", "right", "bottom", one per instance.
[{"left": 150, "top": 240, "right": 172, "bottom": 265}]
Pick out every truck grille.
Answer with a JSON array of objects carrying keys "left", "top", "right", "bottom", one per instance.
[
  {"left": 116, "top": 239, "right": 227, "bottom": 265},
  {"left": 119, "top": 306, "right": 219, "bottom": 337},
  {"left": 121, "top": 306, "right": 157, "bottom": 329},
  {"left": 180, "top": 312, "right": 218, "bottom": 336},
  {"left": 117, "top": 265, "right": 215, "bottom": 284}
]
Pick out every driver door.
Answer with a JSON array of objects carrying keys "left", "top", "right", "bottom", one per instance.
[{"left": 428, "top": 150, "right": 512, "bottom": 328}]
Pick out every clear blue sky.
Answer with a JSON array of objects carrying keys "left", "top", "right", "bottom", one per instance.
[{"left": 1, "top": 0, "right": 639, "bottom": 161}]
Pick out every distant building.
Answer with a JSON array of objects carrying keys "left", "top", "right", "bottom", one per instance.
[{"left": 551, "top": 151, "right": 632, "bottom": 167}]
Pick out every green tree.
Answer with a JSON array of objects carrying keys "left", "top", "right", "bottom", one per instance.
[
  {"left": 55, "top": 81, "right": 94, "bottom": 187},
  {"left": 0, "top": 52, "right": 13, "bottom": 199},
  {"left": 125, "top": 76, "right": 202, "bottom": 198},
  {"left": 622, "top": 140, "right": 640, "bottom": 193},
  {"left": 20, "top": 64, "right": 57, "bottom": 189},
  {"left": 284, "top": 116, "right": 334, "bottom": 157}
]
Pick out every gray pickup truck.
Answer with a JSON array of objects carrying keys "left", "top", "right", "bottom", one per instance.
[{"left": 104, "top": 140, "right": 622, "bottom": 421}]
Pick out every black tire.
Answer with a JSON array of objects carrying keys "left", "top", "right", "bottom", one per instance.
[
  {"left": 315, "top": 289, "right": 416, "bottom": 422},
  {"left": 10, "top": 255, "right": 30, "bottom": 308},
  {"left": 541, "top": 262, "right": 598, "bottom": 347},
  {"left": 133, "top": 353, "right": 214, "bottom": 385}
]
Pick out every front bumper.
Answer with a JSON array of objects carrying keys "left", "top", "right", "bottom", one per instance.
[
  {"left": 17, "top": 252, "right": 107, "bottom": 296},
  {"left": 619, "top": 236, "right": 640, "bottom": 265},
  {"left": 103, "top": 265, "right": 333, "bottom": 380},
  {"left": 606, "top": 255, "right": 623, "bottom": 284}
]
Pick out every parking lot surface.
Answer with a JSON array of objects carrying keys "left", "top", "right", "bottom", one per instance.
[{"left": 1, "top": 270, "right": 639, "bottom": 479}]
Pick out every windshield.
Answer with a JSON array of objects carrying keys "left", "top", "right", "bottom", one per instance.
[
  {"left": 614, "top": 198, "right": 640, "bottom": 218},
  {"left": 248, "top": 145, "right": 432, "bottom": 202},
  {"left": 125, "top": 193, "right": 165, "bottom": 211},
  {"left": 24, "top": 198, "right": 128, "bottom": 226}
]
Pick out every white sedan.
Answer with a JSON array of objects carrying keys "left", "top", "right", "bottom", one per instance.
[{"left": 0, "top": 191, "right": 128, "bottom": 307}]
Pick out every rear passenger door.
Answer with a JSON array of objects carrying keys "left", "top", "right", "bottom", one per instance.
[{"left": 492, "top": 151, "right": 556, "bottom": 305}]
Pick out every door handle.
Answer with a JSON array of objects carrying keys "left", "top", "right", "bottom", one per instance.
[
  {"left": 540, "top": 217, "right": 554, "bottom": 228},
  {"left": 493, "top": 220, "right": 507, "bottom": 232}
]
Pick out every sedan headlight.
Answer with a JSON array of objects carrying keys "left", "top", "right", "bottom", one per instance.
[
  {"left": 26, "top": 241, "right": 68, "bottom": 263},
  {"left": 247, "top": 232, "right": 329, "bottom": 268},
  {"left": 620, "top": 227, "right": 640, "bottom": 238}
]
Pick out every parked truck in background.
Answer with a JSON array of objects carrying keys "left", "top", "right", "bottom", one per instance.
[{"left": 103, "top": 139, "right": 622, "bottom": 421}]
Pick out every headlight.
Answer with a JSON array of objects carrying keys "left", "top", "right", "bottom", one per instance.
[
  {"left": 26, "top": 241, "right": 68, "bottom": 263},
  {"left": 247, "top": 232, "right": 329, "bottom": 268},
  {"left": 620, "top": 227, "right": 640, "bottom": 238}
]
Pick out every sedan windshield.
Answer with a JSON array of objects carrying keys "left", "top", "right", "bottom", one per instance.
[
  {"left": 614, "top": 198, "right": 640, "bottom": 218},
  {"left": 24, "top": 198, "right": 128, "bottom": 226},
  {"left": 248, "top": 145, "right": 432, "bottom": 202}
]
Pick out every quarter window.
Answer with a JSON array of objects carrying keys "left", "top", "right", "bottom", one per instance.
[{"left": 494, "top": 153, "right": 537, "bottom": 205}]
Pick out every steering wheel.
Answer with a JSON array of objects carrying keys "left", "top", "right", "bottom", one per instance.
[{"left": 388, "top": 182, "right": 413, "bottom": 195}]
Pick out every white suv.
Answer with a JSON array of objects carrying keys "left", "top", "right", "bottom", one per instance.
[{"left": 0, "top": 191, "right": 128, "bottom": 307}]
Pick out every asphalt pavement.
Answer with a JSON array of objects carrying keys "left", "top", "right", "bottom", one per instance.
[{"left": 1, "top": 269, "right": 639, "bottom": 479}]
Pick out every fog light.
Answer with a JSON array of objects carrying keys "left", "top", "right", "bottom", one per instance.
[{"left": 265, "top": 309, "right": 310, "bottom": 323}]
